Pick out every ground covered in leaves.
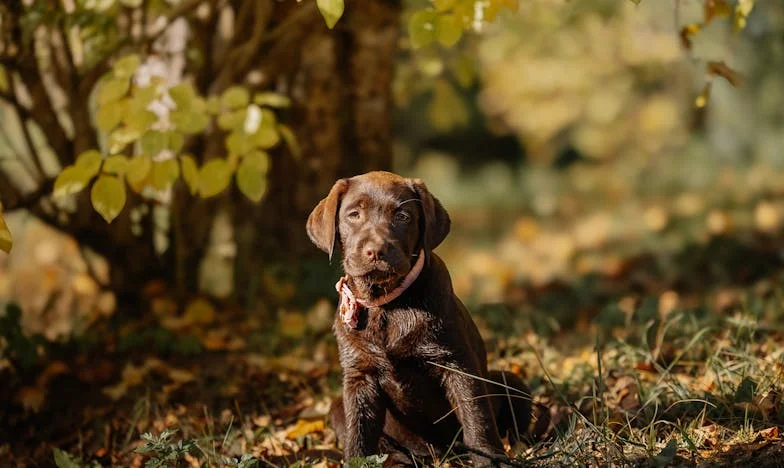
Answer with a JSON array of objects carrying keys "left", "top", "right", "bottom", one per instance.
[{"left": 3, "top": 212, "right": 784, "bottom": 467}]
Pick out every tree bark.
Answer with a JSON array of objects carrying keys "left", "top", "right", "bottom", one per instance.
[{"left": 232, "top": 0, "right": 401, "bottom": 308}]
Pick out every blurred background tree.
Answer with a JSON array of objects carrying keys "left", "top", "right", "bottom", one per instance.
[
  {"left": 0, "top": 0, "right": 777, "bottom": 322},
  {"left": 0, "top": 0, "right": 400, "bottom": 311}
]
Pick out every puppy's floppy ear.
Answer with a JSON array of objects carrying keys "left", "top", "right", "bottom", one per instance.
[
  {"left": 408, "top": 178, "right": 451, "bottom": 259},
  {"left": 307, "top": 178, "right": 349, "bottom": 261}
]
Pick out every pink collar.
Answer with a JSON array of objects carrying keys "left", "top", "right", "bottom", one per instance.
[{"left": 335, "top": 250, "right": 425, "bottom": 328}]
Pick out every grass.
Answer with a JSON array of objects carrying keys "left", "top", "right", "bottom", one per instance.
[{"left": 3, "top": 231, "right": 784, "bottom": 467}]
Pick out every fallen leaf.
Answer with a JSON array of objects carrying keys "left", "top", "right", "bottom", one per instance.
[{"left": 286, "top": 419, "right": 325, "bottom": 439}]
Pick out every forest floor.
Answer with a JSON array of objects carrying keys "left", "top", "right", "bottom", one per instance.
[{"left": 3, "top": 219, "right": 784, "bottom": 467}]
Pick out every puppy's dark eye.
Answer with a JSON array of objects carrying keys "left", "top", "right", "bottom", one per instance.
[
  {"left": 347, "top": 211, "right": 360, "bottom": 220},
  {"left": 394, "top": 211, "right": 411, "bottom": 224}
]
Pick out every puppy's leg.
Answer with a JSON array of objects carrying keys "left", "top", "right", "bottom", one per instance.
[
  {"left": 342, "top": 370, "right": 386, "bottom": 459},
  {"left": 441, "top": 362, "right": 505, "bottom": 466},
  {"left": 488, "top": 371, "right": 532, "bottom": 445},
  {"left": 329, "top": 396, "right": 347, "bottom": 444}
]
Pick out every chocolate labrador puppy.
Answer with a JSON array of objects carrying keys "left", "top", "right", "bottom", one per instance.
[{"left": 307, "top": 171, "right": 535, "bottom": 466}]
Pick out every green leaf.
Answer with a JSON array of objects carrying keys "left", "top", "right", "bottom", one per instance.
[
  {"left": 433, "top": 0, "right": 456, "bottom": 12},
  {"left": 96, "top": 99, "right": 127, "bottom": 133},
  {"left": 206, "top": 96, "right": 221, "bottom": 114},
  {"left": 103, "top": 155, "right": 129, "bottom": 175},
  {"left": 346, "top": 454, "right": 388, "bottom": 468},
  {"left": 254, "top": 92, "right": 292, "bottom": 108},
  {"left": 151, "top": 158, "right": 180, "bottom": 190},
  {"left": 53, "top": 448, "right": 82, "bottom": 468},
  {"left": 108, "top": 127, "right": 143, "bottom": 154},
  {"left": 169, "top": 82, "right": 197, "bottom": 109},
  {"left": 0, "top": 212, "right": 12, "bottom": 253},
  {"left": 126, "top": 155, "right": 152, "bottom": 191},
  {"left": 171, "top": 109, "right": 209, "bottom": 134},
  {"left": 217, "top": 109, "right": 246, "bottom": 132},
  {"left": 91, "top": 175, "right": 127, "bottom": 223},
  {"left": 409, "top": 10, "right": 438, "bottom": 48},
  {"left": 97, "top": 77, "right": 130, "bottom": 105},
  {"left": 113, "top": 54, "right": 141, "bottom": 78},
  {"left": 236, "top": 158, "right": 268, "bottom": 202},
  {"left": 198, "top": 159, "right": 232, "bottom": 198},
  {"left": 140, "top": 130, "right": 167, "bottom": 156},
  {"left": 180, "top": 154, "right": 199, "bottom": 195},
  {"left": 54, "top": 165, "right": 95, "bottom": 198},
  {"left": 226, "top": 132, "right": 253, "bottom": 156},
  {"left": 243, "top": 150, "right": 270, "bottom": 173},
  {"left": 436, "top": 13, "right": 463, "bottom": 47},
  {"left": 75, "top": 150, "right": 104, "bottom": 178},
  {"left": 252, "top": 126, "right": 280, "bottom": 149},
  {"left": 277, "top": 124, "right": 301, "bottom": 159},
  {"left": 168, "top": 132, "right": 185, "bottom": 152},
  {"left": 221, "top": 86, "right": 250, "bottom": 109},
  {"left": 123, "top": 108, "right": 157, "bottom": 134},
  {"left": 317, "top": 0, "right": 344, "bottom": 29}
]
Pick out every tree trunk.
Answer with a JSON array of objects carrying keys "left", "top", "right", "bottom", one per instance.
[{"left": 231, "top": 0, "right": 401, "bottom": 309}]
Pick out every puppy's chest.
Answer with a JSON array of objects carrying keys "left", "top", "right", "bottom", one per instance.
[{"left": 343, "top": 307, "right": 437, "bottom": 362}]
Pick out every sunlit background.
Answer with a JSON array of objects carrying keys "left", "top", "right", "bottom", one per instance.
[{"left": 2, "top": 0, "right": 784, "bottom": 339}]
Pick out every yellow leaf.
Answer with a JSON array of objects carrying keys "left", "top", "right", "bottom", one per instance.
[
  {"left": 76, "top": 150, "right": 104, "bottom": 178},
  {"left": 436, "top": 13, "right": 463, "bottom": 47},
  {"left": 254, "top": 92, "right": 292, "bottom": 108},
  {"left": 316, "top": 0, "right": 344, "bottom": 29},
  {"left": 236, "top": 158, "right": 268, "bottom": 202},
  {"left": 221, "top": 86, "right": 250, "bottom": 109},
  {"left": 184, "top": 298, "right": 216, "bottom": 325},
  {"left": 278, "top": 124, "right": 301, "bottom": 159},
  {"left": 126, "top": 155, "right": 153, "bottom": 191},
  {"left": 252, "top": 126, "right": 280, "bottom": 149},
  {"left": 180, "top": 154, "right": 199, "bottom": 195},
  {"left": 695, "top": 82, "right": 712, "bottom": 109},
  {"left": 244, "top": 150, "right": 270, "bottom": 173},
  {"left": 432, "top": 0, "right": 456, "bottom": 12},
  {"left": 168, "top": 82, "right": 197, "bottom": 109},
  {"left": 734, "top": 0, "right": 755, "bottom": 31},
  {"left": 198, "top": 158, "right": 232, "bottom": 198},
  {"left": 97, "top": 77, "right": 130, "bottom": 105},
  {"left": 96, "top": 99, "right": 127, "bottom": 133},
  {"left": 113, "top": 53, "right": 141, "bottom": 78},
  {"left": 53, "top": 165, "right": 95, "bottom": 198},
  {"left": 103, "top": 155, "right": 129, "bottom": 175},
  {"left": 151, "top": 158, "right": 180, "bottom": 190},
  {"left": 410, "top": 10, "right": 438, "bottom": 48},
  {"left": 285, "top": 419, "right": 325, "bottom": 439},
  {"left": 0, "top": 212, "right": 12, "bottom": 253},
  {"left": 91, "top": 175, "right": 127, "bottom": 223}
]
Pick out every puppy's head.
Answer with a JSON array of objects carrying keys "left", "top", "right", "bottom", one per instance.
[{"left": 307, "top": 171, "right": 450, "bottom": 299}]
